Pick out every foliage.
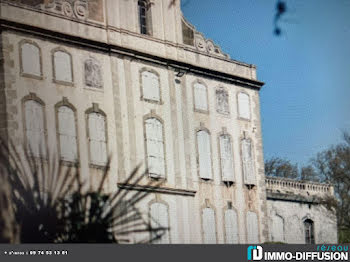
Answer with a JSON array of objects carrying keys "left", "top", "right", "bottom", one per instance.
[
  {"left": 265, "top": 157, "right": 299, "bottom": 179},
  {"left": 0, "top": 140, "right": 167, "bottom": 243}
]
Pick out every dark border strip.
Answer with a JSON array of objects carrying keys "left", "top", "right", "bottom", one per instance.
[
  {"left": 117, "top": 183, "right": 196, "bottom": 197},
  {"left": 0, "top": 18, "right": 265, "bottom": 90}
]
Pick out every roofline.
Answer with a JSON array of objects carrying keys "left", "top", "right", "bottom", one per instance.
[{"left": 0, "top": 18, "right": 265, "bottom": 90}]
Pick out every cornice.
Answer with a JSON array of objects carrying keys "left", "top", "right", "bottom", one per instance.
[
  {"left": 0, "top": 18, "right": 265, "bottom": 90},
  {"left": 117, "top": 183, "right": 197, "bottom": 197}
]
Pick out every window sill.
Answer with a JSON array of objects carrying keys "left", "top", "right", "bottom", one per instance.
[
  {"left": 53, "top": 79, "right": 74, "bottom": 87},
  {"left": 60, "top": 160, "right": 80, "bottom": 167},
  {"left": 20, "top": 72, "right": 43, "bottom": 80}
]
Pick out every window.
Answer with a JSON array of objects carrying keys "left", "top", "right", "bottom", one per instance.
[
  {"left": 194, "top": 82, "right": 208, "bottom": 112},
  {"left": 85, "top": 58, "right": 102, "bottom": 89},
  {"left": 238, "top": 92, "right": 250, "bottom": 120},
  {"left": 145, "top": 118, "right": 165, "bottom": 178},
  {"left": 138, "top": 0, "right": 151, "bottom": 35},
  {"left": 304, "top": 219, "right": 315, "bottom": 244},
  {"left": 141, "top": 71, "right": 160, "bottom": 102},
  {"left": 20, "top": 42, "right": 41, "bottom": 77},
  {"left": 242, "top": 138, "right": 255, "bottom": 185},
  {"left": 53, "top": 50, "right": 73, "bottom": 83},
  {"left": 24, "top": 100, "right": 46, "bottom": 157},
  {"left": 271, "top": 214, "right": 284, "bottom": 242},
  {"left": 88, "top": 112, "right": 107, "bottom": 166},
  {"left": 202, "top": 207, "right": 217, "bottom": 244},
  {"left": 150, "top": 202, "right": 170, "bottom": 244},
  {"left": 219, "top": 134, "right": 234, "bottom": 182},
  {"left": 247, "top": 211, "right": 259, "bottom": 243},
  {"left": 197, "top": 130, "right": 213, "bottom": 180},
  {"left": 224, "top": 209, "right": 239, "bottom": 244},
  {"left": 216, "top": 88, "right": 229, "bottom": 114},
  {"left": 58, "top": 106, "right": 78, "bottom": 162}
]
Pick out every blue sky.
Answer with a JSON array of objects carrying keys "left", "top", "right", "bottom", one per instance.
[{"left": 182, "top": 0, "right": 350, "bottom": 166}]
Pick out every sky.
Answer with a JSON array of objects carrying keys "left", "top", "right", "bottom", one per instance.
[{"left": 182, "top": 0, "right": 350, "bottom": 166}]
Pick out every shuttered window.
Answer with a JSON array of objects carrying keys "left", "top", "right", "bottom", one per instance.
[
  {"left": 150, "top": 202, "right": 170, "bottom": 244},
  {"left": 145, "top": 118, "right": 165, "bottom": 178},
  {"left": 24, "top": 100, "right": 46, "bottom": 157},
  {"left": 88, "top": 112, "right": 107, "bottom": 166},
  {"left": 224, "top": 209, "right": 239, "bottom": 244},
  {"left": 58, "top": 106, "right": 78, "bottom": 162},
  {"left": 202, "top": 208, "right": 217, "bottom": 244},
  {"left": 197, "top": 130, "right": 213, "bottom": 180},
  {"left": 247, "top": 211, "right": 259, "bottom": 243},
  {"left": 194, "top": 83, "right": 208, "bottom": 111},
  {"left": 271, "top": 214, "right": 284, "bottom": 242},
  {"left": 142, "top": 71, "right": 160, "bottom": 102},
  {"left": 21, "top": 43, "right": 41, "bottom": 77},
  {"left": 216, "top": 88, "right": 229, "bottom": 114},
  {"left": 242, "top": 139, "right": 255, "bottom": 185},
  {"left": 219, "top": 135, "right": 234, "bottom": 182},
  {"left": 238, "top": 92, "right": 250, "bottom": 119},
  {"left": 53, "top": 50, "right": 73, "bottom": 83}
]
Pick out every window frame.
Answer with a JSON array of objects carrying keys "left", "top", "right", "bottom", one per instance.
[
  {"left": 138, "top": 0, "right": 152, "bottom": 36},
  {"left": 84, "top": 57, "right": 103, "bottom": 90},
  {"left": 196, "top": 127, "right": 214, "bottom": 181},
  {"left": 19, "top": 39, "right": 43, "bottom": 80},
  {"left": 218, "top": 132, "right": 235, "bottom": 183},
  {"left": 216, "top": 87, "right": 230, "bottom": 115},
  {"left": 139, "top": 68, "right": 162, "bottom": 104},
  {"left": 52, "top": 47, "right": 74, "bottom": 86},
  {"left": 237, "top": 91, "right": 251, "bottom": 121},
  {"left": 304, "top": 219, "right": 315, "bottom": 244},
  {"left": 149, "top": 200, "right": 171, "bottom": 244},
  {"left": 193, "top": 80, "right": 209, "bottom": 114}
]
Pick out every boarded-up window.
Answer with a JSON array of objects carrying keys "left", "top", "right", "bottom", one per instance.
[
  {"left": 53, "top": 50, "right": 73, "bottom": 83},
  {"left": 219, "top": 135, "right": 234, "bottom": 182},
  {"left": 247, "top": 211, "right": 259, "bottom": 243},
  {"left": 58, "top": 106, "right": 78, "bottom": 162},
  {"left": 238, "top": 92, "right": 250, "bottom": 119},
  {"left": 271, "top": 214, "right": 284, "bottom": 242},
  {"left": 224, "top": 209, "right": 239, "bottom": 244},
  {"left": 202, "top": 208, "right": 217, "bottom": 244},
  {"left": 242, "top": 139, "right": 255, "bottom": 185},
  {"left": 145, "top": 118, "right": 165, "bottom": 178},
  {"left": 194, "top": 83, "right": 208, "bottom": 111},
  {"left": 150, "top": 202, "right": 170, "bottom": 244},
  {"left": 88, "top": 112, "right": 107, "bottom": 166},
  {"left": 141, "top": 71, "right": 160, "bottom": 102},
  {"left": 85, "top": 59, "right": 102, "bottom": 89},
  {"left": 197, "top": 130, "right": 212, "bottom": 180},
  {"left": 216, "top": 88, "right": 229, "bottom": 114},
  {"left": 24, "top": 100, "right": 46, "bottom": 157},
  {"left": 21, "top": 42, "right": 41, "bottom": 77}
]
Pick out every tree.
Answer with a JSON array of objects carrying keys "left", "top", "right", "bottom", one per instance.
[
  {"left": 312, "top": 132, "right": 350, "bottom": 243},
  {"left": 264, "top": 157, "right": 299, "bottom": 179},
  {"left": 300, "top": 165, "right": 319, "bottom": 182}
]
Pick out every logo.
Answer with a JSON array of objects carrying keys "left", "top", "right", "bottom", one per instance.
[{"left": 247, "top": 246, "right": 263, "bottom": 261}]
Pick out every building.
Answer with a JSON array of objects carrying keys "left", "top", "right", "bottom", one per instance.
[{"left": 0, "top": 0, "right": 337, "bottom": 244}]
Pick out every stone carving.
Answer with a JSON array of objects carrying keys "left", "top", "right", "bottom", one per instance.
[
  {"left": 85, "top": 58, "right": 103, "bottom": 89},
  {"left": 39, "top": 0, "right": 88, "bottom": 20},
  {"left": 194, "top": 33, "right": 230, "bottom": 59}
]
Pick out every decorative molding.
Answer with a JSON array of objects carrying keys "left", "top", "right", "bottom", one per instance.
[
  {"left": 39, "top": 0, "right": 88, "bottom": 21},
  {"left": 194, "top": 33, "right": 229, "bottom": 59},
  {"left": 117, "top": 183, "right": 196, "bottom": 197}
]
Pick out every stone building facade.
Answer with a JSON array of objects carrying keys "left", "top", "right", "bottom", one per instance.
[{"left": 0, "top": 0, "right": 337, "bottom": 244}]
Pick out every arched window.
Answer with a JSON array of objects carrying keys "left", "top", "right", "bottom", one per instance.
[
  {"left": 20, "top": 42, "right": 41, "bottom": 77},
  {"left": 224, "top": 209, "right": 239, "bottom": 244},
  {"left": 242, "top": 138, "right": 255, "bottom": 185},
  {"left": 271, "top": 214, "right": 284, "bottom": 242},
  {"left": 138, "top": 0, "right": 152, "bottom": 35},
  {"left": 88, "top": 112, "right": 107, "bottom": 166},
  {"left": 247, "top": 211, "right": 259, "bottom": 243},
  {"left": 202, "top": 207, "right": 217, "bottom": 244},
  {"left": 141, "top": 70, "right": 160, "bottom": 102},
  {"left": 58, "top": 106, "right": 78, "bottom": 162},
  {"left": 219, "top": 134, "right": 234, "bottom": 182},
  {"left": 304, "top": 219, "right": 315, "bottom": 244},
  {"left": 238, "top": 92, "right": 250, "bottom": 120},
  {"left": 145, "top": 118, "right": 165, "bottom": 178},
  {"left": 197, "top": 130, "right": 213, "bottom": 180},
  {"left": 85, "top": 58, "right": 103, "bottom": 89},
  {"left": 24, "top": 100, "right": 46, "bottom": 157},
  {"left": 53, "top": 50, "right": 73, "bottom": 83},
  {"left": 150, "top": 202, "right": 170, "bottom": 244},
  {"left": 216, "top": 88, "right": 229, "bottom": 114},
  {"left": 194, "top": 82, "right": 208, "bottom": 112}
]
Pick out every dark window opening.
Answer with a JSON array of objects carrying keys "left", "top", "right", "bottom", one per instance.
[
  {"left": 304, "top": 219, "right": 315, "bottom": 244},
  {"left": 138, "top": 0, "right": 150, "bottom": 35}
]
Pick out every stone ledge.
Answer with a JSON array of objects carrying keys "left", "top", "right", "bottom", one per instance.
[
  {"left": 117, "top": 183, "right": 197, "bottom": 197},
  {"left": 266, "top": 190, "right": 322, "bottom": 204}
]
